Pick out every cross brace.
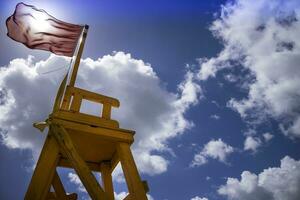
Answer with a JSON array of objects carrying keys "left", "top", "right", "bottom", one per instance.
[{"left": 25, "top": 123, "right": 148, "bottom": 200}]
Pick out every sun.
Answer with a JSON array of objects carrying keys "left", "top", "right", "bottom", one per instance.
[{"left": 28, "top": 11, "right": 52, "bottom": 32}]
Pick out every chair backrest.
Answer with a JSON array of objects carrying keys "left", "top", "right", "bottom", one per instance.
[
  {"left": 61, "top": 86, "right": 119, "bottom": 120},
  {"left": 51, "top": 71, "right": 120, "bottom": 129}
]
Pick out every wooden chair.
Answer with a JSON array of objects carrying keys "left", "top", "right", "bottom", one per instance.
[{"left": 24, "top": 25, "right": 148, "bottom": 200}]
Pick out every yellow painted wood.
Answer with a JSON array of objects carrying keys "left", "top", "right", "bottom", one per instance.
[
  {"left": 50, "top": 118, "right": 134, "bottom": 143},
  {"left": 123, "top": 194, "right": 132, "bottom": 200},
  {"left": 58, "top": 158, "right": 101, "bottom": 172},
  {"left": 69, "top": 26, "right": 88, "bottom": 87},
  {"left": 46, "top": 192, "right": 56, "bottom": 199},
  {"left": 52, "top": 110, "right": 119, "bottom": 129},
  {"left": 110, "top": 151, "right": 120, "bottom": 173},
  {"left": 66, "top": 193, "right": 78, "bottom": 200},
  {"left": 67, "top": 86, "right": 120, "bottom": 107},
  {"left": 47, "top": 192, "right": 78, "bottom": 200},
  {"left": 101, "top": 162, "right": 114, "bottom": 200},
  {"left": 26, "top": 24, "right": 149, "bottom": 198},
  {"left": 53, "top": 73, "right": 68, "bottom": 112},
  {"left": 25, "top": 134, "right": 60, "bottom": 200},
  {"left": 61, "top": 90, "right": 72, "bottom": 110},
  {"left": 117, "top": 143, "right": 148, "bottom": 200},
  {"left": 102, "top": 103, "right": 112, "bottom": 120},
  {"left": 70, "top": 93, "right": 82, "bottom": 112},
  {"left": 52, "top": 170, "right": 67, "bottom": 199},
  {"left": 142, "top": 180, "right": 150, "bottom": 193},
  {"left": 51, "top": 124, "right": 107, "bottom": 200}
]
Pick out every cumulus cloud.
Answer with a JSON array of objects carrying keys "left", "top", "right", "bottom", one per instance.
[
  {"left": 0, "top": 55, "right": 66, "bottom": 152},
  {"left": 197, "top": 0, "right": 300, "bottom": 138},
  {"left": 68, "top": 172, "right": 86, "bottom": 193},
  {"left": 69, "top": 172, "right": 149, "bottom": 200},
  {"left": 0, "top": 52, "right": 201, "bottom": 176},
  {"left": 210, "top": 114, "right": 220, "bottom": 120},
  {"left": 114, "top": 191, "right": 154, "bottom": 200},
  {"left": 191, "top": 196, "right": 208, "bottom": 200},
  {"left": 243, "top": 136, "right": 262, "bottom": 152},
  {"left": 218, "top": 156, "right": 300, "bottom": 200},
  {"left": 263, "top": 132, "right": 274, "bottom": 142},
  {"left": 114, "top": 191, "right": 127, "bottom": 200},
  {"left": 191, "top": 138, "right": 234, "bottom": 167}
]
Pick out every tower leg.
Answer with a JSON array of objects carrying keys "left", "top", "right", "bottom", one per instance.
[
  {"left": 101, "top": 162, "right": 114, "bottom": 200},
  {"left": 117, "top": 143, "right": 147, "bottom": 200},
  {"left": 52, "top": 170, "right": 68, "bottom": 199},
  {"left": 25, "top": 133, "right": 60, "bottom": 200},
  {"left": 52, "top": 124, "right": 107, "bottom": 200}
]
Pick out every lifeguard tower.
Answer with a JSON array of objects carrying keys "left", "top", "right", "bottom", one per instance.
[{"left": 24, "top": 26, "right": 149, "bottom": 200}]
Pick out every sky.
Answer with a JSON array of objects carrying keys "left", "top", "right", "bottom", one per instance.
[{"left": 0, "top": 0, "right": 300, "bottom": 200}]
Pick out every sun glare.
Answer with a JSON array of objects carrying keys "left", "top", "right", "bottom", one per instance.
[{"left": 28, "top": 11, "right": 52, "bottom": 32}]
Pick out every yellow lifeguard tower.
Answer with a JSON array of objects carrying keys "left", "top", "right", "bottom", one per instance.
[{"left": 25, "top": 25, "right": 149, "bottom": 200}]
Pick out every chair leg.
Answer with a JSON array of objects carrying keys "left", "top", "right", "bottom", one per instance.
[
  {"left": 51, "top": 124, "right": 107, "bottom": 200},
  {"left": 101, "top": 162, "right": 114, "bottom": 200},
  {"left": 117, "top": 142, "right": 147, "bottom": 200},
  {"left": 52, "top": 170, "right": 68, "bottom": 199},
  {"left": 25, "top": 133, "right": 60, "bottom": 200}
]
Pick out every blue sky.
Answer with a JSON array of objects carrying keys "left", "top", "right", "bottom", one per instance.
[{"left": 1, "top": 1, "right": 300, "bottom": 200}]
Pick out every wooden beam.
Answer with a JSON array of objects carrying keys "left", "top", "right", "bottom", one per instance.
[
  {"left": 101, "top": 162, "right": 114, "bottom": 200},
  {"left": 117, "top": 143, "right": 147, "bottom": 200},
  {"left": 58, "top": 158, "right": 101, "bottom": 172},
  {"left": 66, "top": 193, "right": 78, "bottom": 200},
  {"left": 142, "top": 180, "right": 150, "bottom": 193},
  {"left": 25, "top": 134, "right": 60, "bottom": 200},
  {"left": 53, "top": 73, "right": 68, "bottom": 112},
  {"left": 102, "top": 103, "right": 112, "bottom": 120},
  {"left": 70, "top": 93, "right": 82, "bottom": 112},
  {"left": 69, "top": 25, "right": 89, "bottom": 87},
  {"left": 52, "top": 170, "right": 67, "bottom": 199},
  {"left": 50, "top": 117, "right": 134, "bottom": 143},
  {"left": 110, "top": 151, "right": 120, "bottom": 173},
  {"left": 51, "top": 124, "right": 107, "bottom": 200},
  {"left": 68, "top": 86, "right": 120, "bottom": 107},
  {"left": 46, "top": 191, "right": 56, "bottom": 199},
  {"left": 46, "top": 192, "right": 78, "bottom": 200},
  {"left": 123, "top": 194, "right": 132, "bottom": 200},
  {"left": 51, "top": 111, "right": 119, "bottom": 129}
]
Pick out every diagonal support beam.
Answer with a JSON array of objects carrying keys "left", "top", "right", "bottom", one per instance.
[
  {"left": 117, "top": 142, "right": 148, "bottom": 200},
  {"left": 52, "top": 170, "right": 68, "bottom": 199},
  {"left": 51, "top": 124, "right": 107, "bottom": 200},
  {"left": 25, "top": 134, "right": 60, "bottom": 200},
  {"left": 101, "top": 162, "right": 114, "bottom": 200}
]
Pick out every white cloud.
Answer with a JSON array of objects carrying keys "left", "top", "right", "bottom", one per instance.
[
  {"left": 224, "top": 74, "right": 238, "bottom": 83},
  {"left": 68, "top": 172, "right": 86, "bottom": 193},
  {"left": 263, "top": 132, "right": 274, "bottom": 142},
  {"left": 191, "top": 138, "right": 234, "bottom": 167},
  {"left": 218, "top": 156, "right": 300, "bottom": 200},
  {"left": 114, "top": 191, "right": 154, "bottom": 200},
  {"left": 191, "top": 154, "right": 208, "bottom": 166},
  {"left": 210, "top": 114, "right": 220, "bottom": 120},
  {"left": 68, "top": 172, "right": 154, "bottom": 200},
  {"left": 243, "top": 136, "right": 262, "bottom": 152},
  {"left": 114, "top": 191, "right": 128, "bottom": 200},
  {"left": 0, "top": 52, "right": 201, "bottom": 176},
  {"left": 197, "top": 0, "right": 300, "bottom": 138},
  {"left": 191, "top": 196, "right": 208, "bottom": 200}
]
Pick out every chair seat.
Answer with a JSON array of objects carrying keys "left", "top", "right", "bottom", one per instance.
[
  {"left": 49, "top": 115, "right": 135, "bottom": 170},
  {"left": 51, "top": 110, "right": 119, "bottom": 129}
]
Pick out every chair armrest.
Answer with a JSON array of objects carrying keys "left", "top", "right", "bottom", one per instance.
[
  {"left": 64, "top": 86, "right": 120, "bottom": 120},
  {"left": 68, "top": 86, "right": 120, "bottom": 107}
]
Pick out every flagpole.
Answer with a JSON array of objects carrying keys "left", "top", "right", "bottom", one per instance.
[
  {"left": 69, "top": 24, "right": 89, "bottom": 87},
  {"left": 57, "top": 24, "right": 89, "bottom": 111}
]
